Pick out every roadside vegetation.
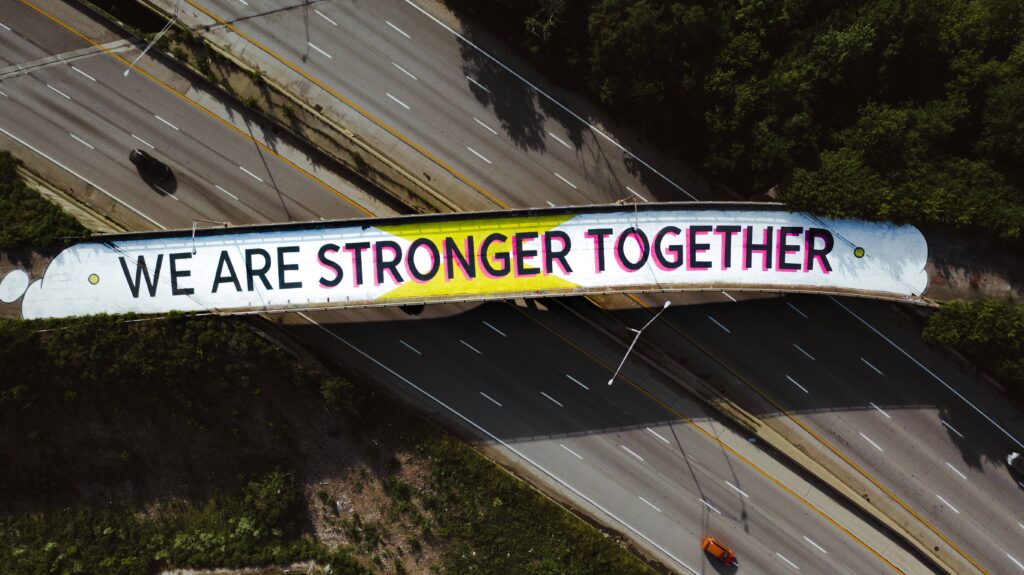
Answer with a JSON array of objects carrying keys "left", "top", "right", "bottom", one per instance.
[
  {"left": 0, "top": 314, "right": 655, "bottom": 575},
  {"left": 0, "top": 151, "right": 87, "bottom": 251},
  {"left": 446, "top": 0, "right": 1024, "bottom": 238},
  {"left": 923, "top": 299, "right": 1024, "bottom": 398}
]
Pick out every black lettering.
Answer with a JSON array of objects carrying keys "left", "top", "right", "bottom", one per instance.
[
  {"left": 744, "top": 226, "right": 774, "bottom": 270},
  {"left": 444, "top": 237, "right": 476, "bottom": 280},
  {"left": 805, "top": 228, "right": 834, "bottom": 273},
  {"left": 586, "top": 228, "right": 613, "bottom": 272},
  {"left": 777, "top": 226, "right": 802, "bottom": 271},
  {"left": 515, "top": 232, "right": 540, "bottom": 277},
  {"left": 318, "top": 243, "right": 343, "bottom": 288},
  {"left": 119, "top": 254, "right": 163, "bottom": 298},
  {"left": 245, "top": 249, "right": 273, "bottom": 291},
  {"left": 212, "top": 250, "right": 242, "bottom": 293},
  {"left": 653, "top": 226, "right": 684, "bottom": 270},
  {"left": 344, "top": 242, "right": 371, "bottom": 287},
  {"left": 615, "top": 227, "right": 649, "bottom": 271},
  {"left": 169, "top": 252, "right": 194, "bottom": 295},
  {"left": 714, "top": 225, "right": 741, "bottom": 270},
  {"left": 408, "top": 238, "right": 440, "bottom": 282},
  {"left": 480, "top": 233, "right": 510, "bottom": 278},
  {"left": 687, "top": 225, "right": 713, "bottom": 270},
  {"left": 277, "top": 246, "right": 302, "bottom": 289},
  {"left": 375, "top": 241, "right": 404, "bottom": 285},
  {"left": 544, "top": 231, "right": 573, "bottom": 274}
]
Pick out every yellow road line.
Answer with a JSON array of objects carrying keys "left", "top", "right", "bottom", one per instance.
[
  {"left": 18, "top": 0, "right": 376, "bottom": 219},
  {"left": 511, "top": 301, "right": 907, "bottom": 575},
  {"left": 624, "top": 293, "right": 988, "bottom": 575},
  {"left": 184, "top": 0, "right": 510, "bottom": 211}
]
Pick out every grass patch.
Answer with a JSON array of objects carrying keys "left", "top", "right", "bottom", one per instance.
[{"left": 0, "top": 151, "right": 88, "bottom": 251}]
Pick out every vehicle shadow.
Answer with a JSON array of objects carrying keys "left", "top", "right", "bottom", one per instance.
[{"left": 136, "top": 163, "right": 178, "bottom": 197}]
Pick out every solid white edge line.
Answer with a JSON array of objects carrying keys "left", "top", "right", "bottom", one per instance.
[
  {"left": 646, "top": 427, "right": 670, "bottom": 444},
  {"left": 402, "top": 0, "right": 697, "bottom": 200},
  {"left": 802, "top": 535, "right": 828, "bottom": 554},
  {"left": 935, "top": 493, "right": 960, "bottom": 514},
  {"left": 473, "top": 116, "right": 498, "bottom": 135},
  {"left": 775, "top": 552, "right": 801, "bottom": 570},
  {"left": 307, "top": 42, "right": 333, "bottom": 59},
  {"left": 721, "top": 291, "right": 737, "bottom": 302},
  {"left": 559, "top": 443, "right": 583, "bottom": 460},
  {"left": 69, "top": 133, "right": 94, "bottom": 150},
  {"left": 548, "top": 131, "right": 571, "bottom": 149},
  {"left": 479, "top": 391, "right": 502, "bottom": 407},
  {"left": 869, "top": 401, "right": 891, "bottom": 419},
  {"left": 566, "top": 374, "right": 589, "bottom": 391},
  {"left": 638, "top": 496, "right": 662, "bottom": 513},
  {"left": 466, "top": 75, "right": 490, "bottom": 93},
  {"left": 71, "top": 65, "right": 97, "bottom": 82},
  {"left": 0, "top": 126, "right": 165, "bottom": 228},
  {"left": 945, "top": 462, "right": 967, "bottom": 480},
  {"left": 297, "top": 313, "right": 701, "bottom": 575},
  {"left": 696, "top": 497, "right": 722, "bottom": 515},
  {"left": 385, "top": 20, "right": 411, "bottom": 39},
  {"left": 787, "top": 301, "right": 808, "bottom": 318},
  {"left": 707, "top": 315, "right": 731, "bottom": 334},
  {"left": 392, "top": 61, "right": 418, "bottom": 81},
  {"left": 940, "top": 419, "right": 965, "bottom": 438},
  {"left": 313, "top": 8, "right": 337, "bottom": 26},
  {"left": 399, "top": 339, "right": 421, "bottom": 355},
  {"left": 386, "top": 92, "right": 410, "bottom": 110},
  {"left": 621, "top": 444, "right": 644, "bottom": 462},
  {"left": 460, "top": 339, "right": 482, "bottom": 354},
  {"left": 724, "top": 480, "right": 749, "bottom": 498},
  {"left": 214, "top": 184, "right": 239, "bottom": 200},
  {"left": 131, "top": 134, "right": 154, "bottom": 149},
  {"left": 540, "top": 391, "right": 563, "bottom": 407},
  {"left": 861, "top": 356, "right": 884, "bottom": 375},
  {"left": 0, "top": 21, "right": 10, "bottom": 31},
  {"left": 466, "top": 146, "right": 492, "bottom": 164},
  {"left": 46, "top": 83, "right": 71, "bottom": 100},
  {"left": 482, "top": 320, "right": 506, "bottom": 337},
  {"left": 859, "top": 432, "right": 884, "bottom": 452},
  {"left": 1008, "top": 553, "right": 1024, "bottom": 571},
  {"left": 553, "top": 171, "right": 577, "bottom": 189},
  {"left": 238, "top": 165, "right": 264, "bottom": 182},
  {"left": 785, "top": 375, "right": 810, "bottom": 394},
  {"left": 830, "top": 296, "right": 1024, "bottom": 450},
  {"left": 153, "top": 114, "right": 179, "bottom": 131},
  {"left": 793, "top": 343, "right": 815, "bottom": 360}
]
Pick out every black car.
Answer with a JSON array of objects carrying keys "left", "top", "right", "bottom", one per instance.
[
  {"left": 1009, "top": 451, "right": 1024, "bottom": 475},
  {"left": 129, "top": 148, "right": 172, "bottom": 180}
]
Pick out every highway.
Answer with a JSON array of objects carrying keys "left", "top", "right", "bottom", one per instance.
[{"left": 2, "top": 1, "right": 1020, "bottom": 574}]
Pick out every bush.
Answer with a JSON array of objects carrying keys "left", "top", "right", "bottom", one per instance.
[{"left": 0, "top": 151, "right": 88, "bottom": 250}]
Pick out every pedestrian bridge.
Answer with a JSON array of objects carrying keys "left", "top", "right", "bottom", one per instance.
[{"left": 1, "top": 203, "right": 929, "bottom": 319}]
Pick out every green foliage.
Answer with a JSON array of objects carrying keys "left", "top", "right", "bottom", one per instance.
[
  {"left": 446, "top": 0, "right": 1024, "bottom": 237},
  {"left": 0, "top": 151, "right": 88, "bottom": 250},
  {"left": 923, "top": 299, "right": 1024, "bottom": 395}
]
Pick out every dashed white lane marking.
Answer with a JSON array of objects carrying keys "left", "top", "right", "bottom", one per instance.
[
  {"left": 646, "top": 427, "right": 670, "bottom": 444},
  {"left": 548, "top": 131, "right": 572, "bottom": 149},
  {"left": 239, "top": 165, "right": 264, "bottom": 182},
  {"left": 46, "top": 83, "right": 71, "bottom": 100},
  {"left": 214, "top": 184, "right": 239, "bottom": 200},
  {"left": 721, "top": 291, "right": 737, "bottom": 302},
  {"left": 0, "top": 88, "right": 8, "bottom": 98},
  {"left": 385, "top": 20, "right": 411, "bottom": 39},
  {"left": 399, "top": 339, "right": 421, "bottom": 355},
  {"left": 935, "top": 493, "right": 960, "bottom": 514},
  {"left": 479, "top": 391, "right": 502, "bottom": 407},
  {"left": 553, "top": 171, "right": 577, "bottom": 190},
  {"left": 785, "top": 375, "right": 810, "bottom": 394},
  {"left": 314, "top": 8, "right": 337, "bottom": 26},
  {"left": 466, "top": 75, "right": 489, "bottom": 92},
  {"left": 466, "top": 146, "right": 492, "bottom": 164},
  {"left": 392, "top": 61, "right": 418, "bottom": 80},
  {"left": 482, "top": 320, "right": 506, "bottom": 337},
  {"left": 945, "top": 462, "right": 967, "bottom": 480},
  {"left": 639, "top": 496, "right": 662, "bottom": 513},
  {"left": 725, "top": 480, "right": 750, "bottom": 498},
  {"left": 541, "top": 391, "right": 563, "bottom": 407},
  {"left": 386, "top": 92, "right": 410, "bottom": 110},
  {"left": 793, "top": 343, "right": 815, "bottom": 360},
  {"left": 131, "top": 134, "right": 154, "bottom": 149},
  {"left": 787, "top": 301, "right": 808, "bottom": 318},
  {"left": 473, "top": 116, "right": 498, "bottom": 135},
  {"left": 861, "top": 357, "right": 884, "bottom": 375},
  {"left": 234, "top": 0, "right": 248, "bottom": 6},
  {"left": 307, "top": 42, "right": 332, "bottom": 59},
  {"left": 776, "top": 552, "right": 801, "bottom": 570},
  {"left": 869, "top": 402, "right": 891, "bottom": 419},
  {"left": 707, "top": 315, "right": 731, "bottom": 334},
  {"left": 802, "top": 535, "right": 827, "bottom": 554},
  {"left": 153, "top": 183, "right": 175, "bottom": 198},
  {"left": 940, "top": 419, "right": 965, "bottom": 438},
  {"left": 0, "top": 21, "right": 11, "bottom": 31},
  {"left": 154, "top": 114, "right": 179, "bottom": 131},
  {"left": 621, "top": 444, "right": 644, "bottom": 462},
  {"left": 546, "top": 200, "right": 556, "bottom": 207},
  {"left": 859, "top": 432, "right": 884, "bottom": 452},
  {"left": 71, "top": 65, "right": 96, "bottom": 82},
  {"left": 1008, "top": 553, "right": 1024, "bottom": 571},
  {"left": 697, "top": 498, "right": 722, "bottom": 515},
  {"left": 566, "top": 374, "right": 589, "bottom": 391},
  {"left": 560, "top": 443, "right": 583, "bottom": 459},
  {"left": 1019, "top": 521, "right": 1024, "bottom": 531},
  {"left": 69, "top": 132, "right": 94, "bottom": 150},
  {"left": 460, "top": 339, "right": 482, "bottom": 354},
  {"left": 625, "top": 185, "right": 649, "bottom": 202}
]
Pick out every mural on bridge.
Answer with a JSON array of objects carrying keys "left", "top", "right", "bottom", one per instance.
[{"left": 0, "top": 205, "right": 929, "bottom": 319}]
